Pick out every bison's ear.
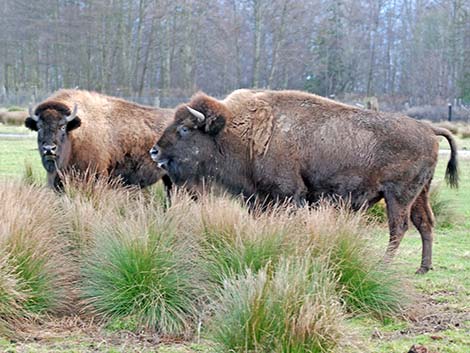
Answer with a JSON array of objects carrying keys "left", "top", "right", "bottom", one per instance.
[
  {"left": 203, "top": 113, "right": 225, "bottom": 136},
  {"left": 66, "top": 116, "right": 81, "bottom": 132},
  {"left": 187, "top": 105, "right": 226, "bottom": 136},
  {"left": 24, "top": 117, "right": 38, "bottom": 131}
]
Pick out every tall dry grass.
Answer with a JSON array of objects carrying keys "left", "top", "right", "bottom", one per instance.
[
  {"left": 0, "top": 254, "right": 27, "bottom": 336},
  {"left": 0, "top": 180, "right": 74, "bottom": 336},
  {"left": 60, "top": 172, "right": 144, "bottom": 253},
  {"left": 0, "top": 174, "right": 411, "bottom": 348},
  {"left": 193, "top": 196, "right": 292, "bottom": 286}
]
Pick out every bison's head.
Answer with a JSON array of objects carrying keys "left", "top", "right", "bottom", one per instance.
[
  {"left": 25, "top": 102, "right": 81, "bottom": 173},
  {"left": 150, "top": 95, "right": 227, "bottom": 186}
]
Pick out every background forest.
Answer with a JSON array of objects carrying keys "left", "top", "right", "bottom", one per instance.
[{"left": 0, "top": 0, "right": 469, "bottom": 110}]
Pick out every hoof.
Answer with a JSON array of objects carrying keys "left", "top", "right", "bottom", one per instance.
[{"left": 415, "top": 266, "right": 433, "bottom": 275}]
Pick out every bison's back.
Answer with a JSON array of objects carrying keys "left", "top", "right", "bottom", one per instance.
[{"left": 230, "top": 90, "right": 439, "bottom": 208}]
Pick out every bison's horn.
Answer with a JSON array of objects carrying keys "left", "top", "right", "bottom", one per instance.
[
  {"left": 65, "top": 103, "right": 78, "bottom": 122},
  {"left": 186, "top": 106, "right": 205, "bottom": 123},
  {"left": 29, "top": 104, "right": 39, "bottom": 122}
]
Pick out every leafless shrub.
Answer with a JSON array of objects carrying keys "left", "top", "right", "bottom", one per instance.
[
  {"left": 405, "top": 106, "right": 470, "bottom": 123},
  {"left": 0, "top": 110, "right": 28, "bottom": 125}
]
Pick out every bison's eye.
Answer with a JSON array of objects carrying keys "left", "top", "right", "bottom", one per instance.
[
  {"left": 178, "top": 125, "right": 190, "bottom": 138},
  {"left": 60, "top": 125, "right": 66, "bottom": 132}
]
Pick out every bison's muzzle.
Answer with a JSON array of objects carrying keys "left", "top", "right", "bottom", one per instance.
[
  {"left": 152, "top": 156, "right": 179, "bottom": 182},
  {"left": 42, "top": 144, "right": 57, "bottom": 156},
  {"left": 41, "top": 145, "right": 58, "bottom": 172},
  {"left": 149, "top": 146, "right": 159, "bottom": 162},
  {"left": 149, "top": 146, "right": 171, "bottom": 170}
]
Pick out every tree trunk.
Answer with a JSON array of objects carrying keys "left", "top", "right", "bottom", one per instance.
[
  {"left": 252, "top": 0, "right": 262, "bottom": 88},
  {"left": 268, "top": 0, "right": 289, "bottom": 89}
]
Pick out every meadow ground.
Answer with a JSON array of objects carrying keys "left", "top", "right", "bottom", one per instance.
[{"left": 0, "top": 123, "right": 469, "bottom": 353}]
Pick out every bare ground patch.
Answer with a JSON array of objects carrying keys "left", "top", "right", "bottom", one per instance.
[
  {"left": 380, "top": 292, "right": 470, "bottom": 340},
  {"left": 5, "top": 316, "right": 206, "bottom": 353},
  {"left": 406, "top": 302, "right": 470, "bottom": 336}
]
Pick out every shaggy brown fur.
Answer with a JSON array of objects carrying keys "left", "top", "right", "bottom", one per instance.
[
  {"left": 25, "top": 89, "right": 174, "bottom": 189},
  {"left": 153, "top": 89, "right": 459, "bottom": 274}
]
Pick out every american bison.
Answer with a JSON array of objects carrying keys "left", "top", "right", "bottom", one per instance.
[
  {"left": 151, "top": 89, "right": 458, "bottom": 274},
  {"left": 25, "top": 89, "right": 173, "bottom": 190}
]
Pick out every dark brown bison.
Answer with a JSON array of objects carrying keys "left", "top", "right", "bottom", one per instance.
[
  {"left": 25, "top": 89, "right": 174, "bottom": 190},
  {"left": 151, "top": 89, "right": 458, "bottom": 274}
]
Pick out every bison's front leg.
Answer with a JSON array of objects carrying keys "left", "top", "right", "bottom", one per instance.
[
  {"left": 275, "top": 176, "right": 308, "bottom": 208},
  {"left": 162, "top": 174, "right": 173, "bottom": 201},
  {"left": 292, "top": 190, "right": 308, "bottom": 208},
  {"left": 47, "top": 171, "right": 63, "bottom": 192}
]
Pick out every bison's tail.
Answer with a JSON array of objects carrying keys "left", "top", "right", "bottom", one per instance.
[{"left": 433, "top": 126, "right": 459, "bottom": 188}]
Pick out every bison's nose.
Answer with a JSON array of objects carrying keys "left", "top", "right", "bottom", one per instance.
[
  {"left": 149, "top": 146, "right": 160, "bottom": 161},
  {"left": 42, "top": 144, "right": 57, "bottom": 155}
]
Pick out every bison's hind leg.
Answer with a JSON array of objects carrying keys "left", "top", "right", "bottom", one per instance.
[
  {"left": 411, "top": 185, "right": 435, "bottom": 274},
  {"left": 383, "top": 193, "right": 412, "bottom": 264}
]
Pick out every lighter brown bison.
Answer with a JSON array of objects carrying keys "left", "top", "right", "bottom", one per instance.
[
  {"left": 25, "top": 89, "right": 174, "bottom": 190},
  {"left": 151, "top": 89, "right": 458, "bottom": 274}
]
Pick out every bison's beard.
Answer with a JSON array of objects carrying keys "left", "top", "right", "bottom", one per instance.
[
  {"left": 165, "top": 159, "right": 183, "bottom": 185},
  {"left": 166, "top": 159, "right": 200, "bottom": 187},
  {"left": 42, "top": 157, "right": 57, "bottom": 173}
]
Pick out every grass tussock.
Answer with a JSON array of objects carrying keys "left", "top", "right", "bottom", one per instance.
[
  {"left": 80, "top": 202, "right": 200, "bottom": 336},
  {"left": 209, "top": 259, "right": 344, "bottom": 353},
  {"left": 366, "top": 200, "right": 388, "bottom": 224},
  {"left": 428, "top": 184, "right": 460, "bottom": 229},
  {"left": 0, "top": 181, "right": 74, "bottom": 322},
  {"left": 290, "top": 203, "right": 406, "bottom": 320},
  {"left": 194, "top": 196, "right": 291, "bottom": 286}
]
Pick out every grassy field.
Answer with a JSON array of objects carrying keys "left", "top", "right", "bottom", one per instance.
[
  {"left": 0, "top": 125, "right": 41, "bottom": 178},
  {"left": 0, "top": 123, "right": 469, "bottom": 353}
]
